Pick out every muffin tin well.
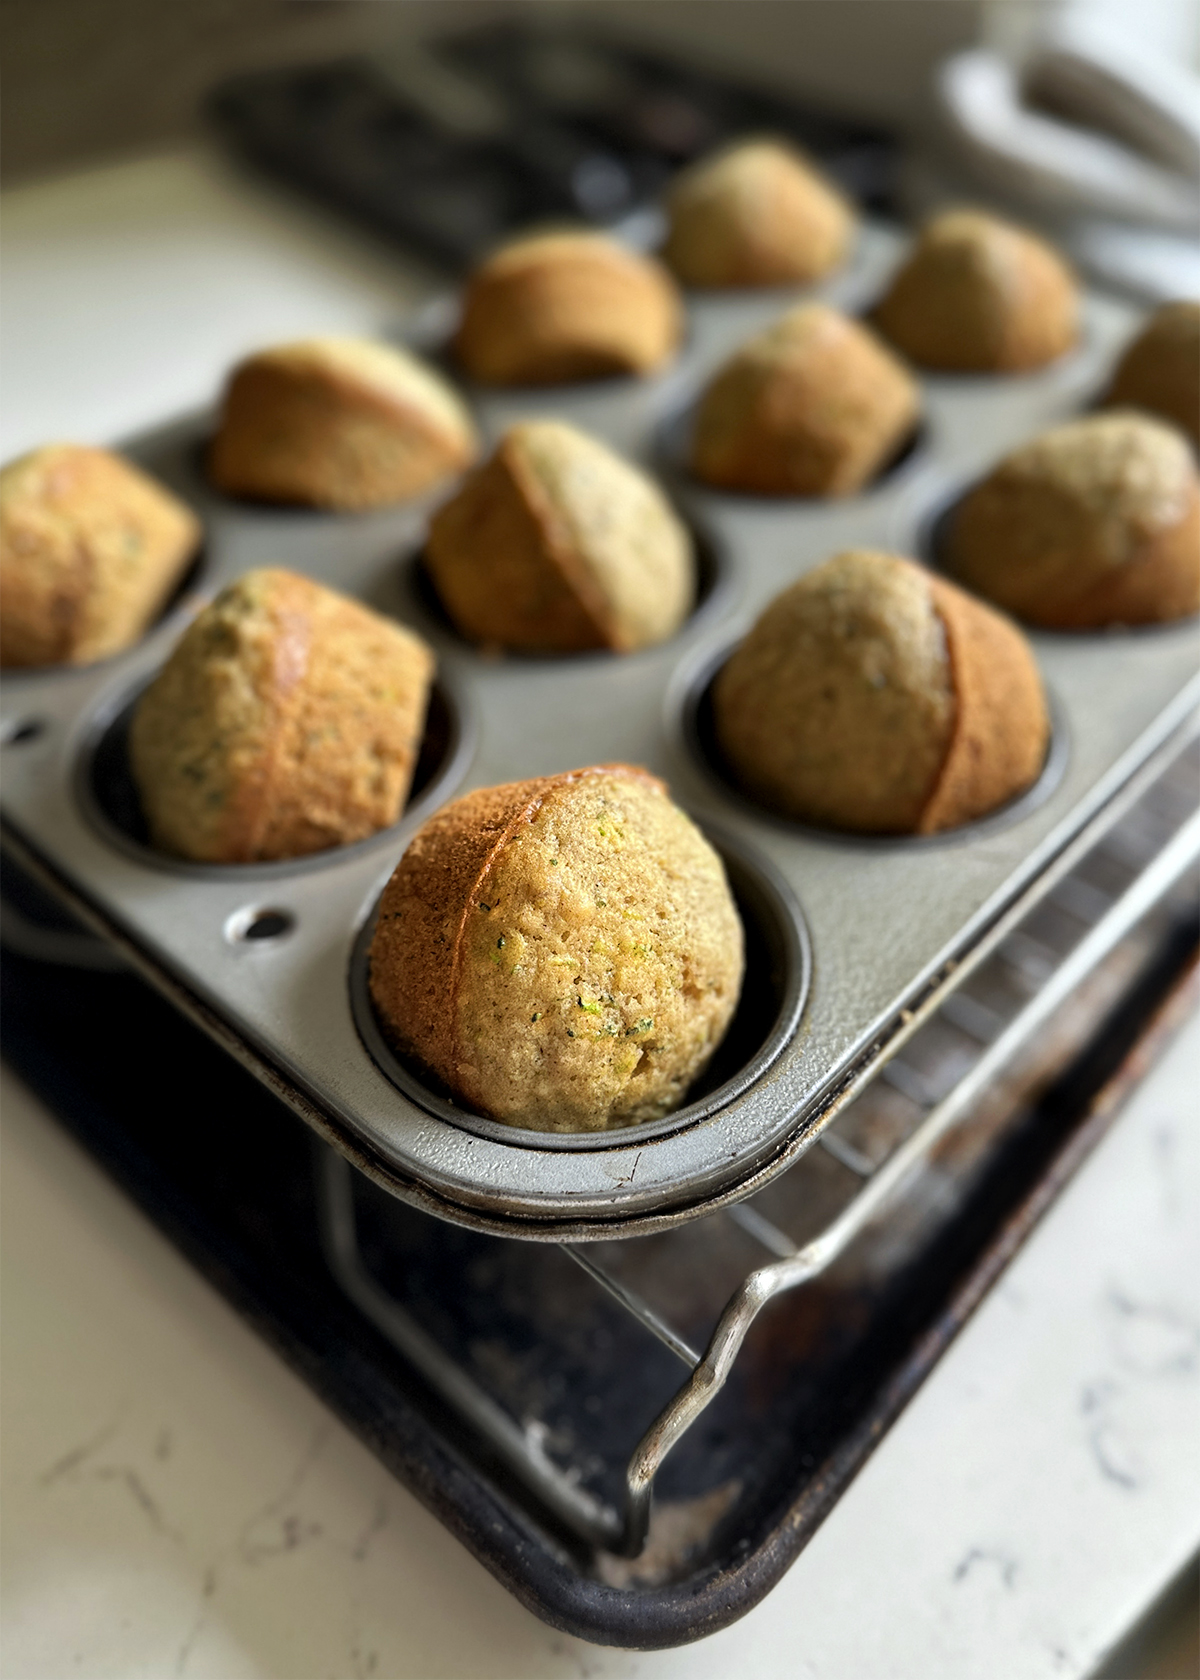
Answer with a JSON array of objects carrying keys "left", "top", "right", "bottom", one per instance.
[
  {"left": 677, "top": 636, "right": 1072, "bottom": 848},
  {"left": 395, "top": 513, "right": 732, "bottom": 659},
  {"left": 656, "top": 391, "right": 933, "bottom": 504},
  {"left": 2, "top": 217, "right": 1198, "bottom": 1239},
  {"left": 77, "top": 671, "right": 469, "bottom": 881},
  {"left": 349, "top": 824, "right": 809, "bottom": 1154},
  {"left": 918, "top": 478, "right": 1200, "bottom": 636}
]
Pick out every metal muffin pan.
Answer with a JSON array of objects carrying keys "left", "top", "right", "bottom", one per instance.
[{"left": 2, "top": 218, "right": 1197, "bottom": 1238}]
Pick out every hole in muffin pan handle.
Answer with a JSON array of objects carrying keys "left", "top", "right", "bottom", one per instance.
[
  {"left": 225, "top": 906, "right": 296, "bottom": 943},
  {"left": 318, "top": 806, "right": 1200, "bottom": 1558},
  {"left": 1, "top": 717, "right": 48, "bottom": 747}
]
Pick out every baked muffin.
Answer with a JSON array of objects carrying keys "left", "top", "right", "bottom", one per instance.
[
  {"left": 663, "top": 138, "right": 854, "bottom": 288},
  {"left": 1105, "top": 301, "right": 1200, "bottom": 448},
  {"left": 454, "top": 231, "right": 682, "bottom": 386},
  {"left": 209, "top": 337, "right": 477, "bottom": 510},
  {"left": 0, "top": 445, "right": 200, "bottom": 668},
  {"left": 690, "top": 303, "right": 920, "bottom": 496},
  {"left": 714, "top": 549, "right": 1048, "bottom": 834},
  {"left": 425, "top": 419, "right": 693, "bottom": 653},
  {"left": 947, "top": 412, "right": 1200, "bottom": 629},
  {"left": 369, "top": 764, "right": 744, "bottom": 1132},
  {"left": 130, "top": 568, "right": 434, "bottom": 863},
  {"left": 873, "top": 210, "right": 1078, "bottom": 372}
]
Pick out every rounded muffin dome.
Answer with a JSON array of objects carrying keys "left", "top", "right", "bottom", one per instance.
[
  {"left": 947, "top": 412, "right": 1200, "bottom": 629},
  {"left": 454, "top": 230, "right": 682, "bottom": 386},
  {"left": 0, "top": 444, "right": 200, "bottom": 668},
  {"left": 873, "top": 209, "right": 1078, "bottom": 373},
  {"left": 663, "top": 138, "right": 854, "bottom": 288},
  {"left": 713, "top": 550, "right": 1049, "bottom": 834},
  {"left": 690, "top": 303, "right": 920, "bottom": 497},
  {"left": 368, "top": 765, "right": 745, "bottom": 1133},
  {"left": 425, "top": 419, "right": 694, "bottom": 653},
  {"left": 1105, "top": 301, "right": 1199, "bottom": 448},
  {"left": 130, "top": 568, "right": 434, "bottom": 863},
  {"left": 208, "top": 336, "right": 478, "bottom": 511}
]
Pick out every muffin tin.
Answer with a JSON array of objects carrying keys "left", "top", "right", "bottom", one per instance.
[{"left": 2, "top": 219, "right": 1197, "bottom": 1239}]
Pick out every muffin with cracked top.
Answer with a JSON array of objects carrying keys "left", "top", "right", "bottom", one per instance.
[
  {"left": 663, "top": 138, "right": 854, "bottom": 288},
  {"left": 873, "top": 209, "right": 1078, "bottom": 373},
  {"left": 690, "top": 303, "right": 920, "bottom": 496},
  {"left": 425, "top": 419, "right": 694, "bottom": 653},
  {"left": 454, "top": 230, "right": 682, "bottom": 386},
  {"left": 714, "top": 549, "right": 1049, "bottom": 834},
  {"left": 946, "top": 412, "right": 1200, "bottom": 628},
  {"left": 130, "top": 568, "right": 434, "bottom": 862},
  {"left": 368, "top": 764, "right": 744, "bottom": 1133}
]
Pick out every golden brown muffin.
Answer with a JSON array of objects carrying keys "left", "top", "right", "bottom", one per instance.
[
  {"left": 1105, "top": 301, "right": 1200, "bottom": 448},
  {"left": 0, "top": 445, "right": 200, "bottom": 668},
  {"left": 425, "top": 419, "right": 694, "bottom": 653},
  {"left": 454, "top": 231, "right": 682, "bottom": 386},
  {"left": 209, "top": 337, "right": 477, "bottom": 511},
  {"left": 690, "top": 303, "right": 920, "bottom": 496},
  {"left": 130, "top": 568, "right": 434, "bottom": 863},
  {"left": 713, "top": 549, "right": 1048, "bottom": 834},
  {"left": 873, "top": 210, "right": 1079, "bottom": 372},
  {"left": 369, "top": 764, "right": 744, "bottom": 1132},
  {"left": 663, "top": 138, "right": 854, "bottom": 288},
  {"left": 947, "top": 412, "right": 1200, "bottom": 629}
]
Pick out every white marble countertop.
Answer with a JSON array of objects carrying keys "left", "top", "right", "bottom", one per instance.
[{"left": 2, "top": 147, "right": 1198, "bottom": 1680}]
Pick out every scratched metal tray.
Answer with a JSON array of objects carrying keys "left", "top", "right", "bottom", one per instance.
[{"left": 2, "top": 220, "right": 1197, "bottom": 1237}]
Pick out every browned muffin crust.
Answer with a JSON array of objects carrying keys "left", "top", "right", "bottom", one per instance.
[
  {"left": 690, "top": 303, "right": 920, "bottom": 497},
  {"left": 1105, "top": 300, "right": 1200, "bottom": 448},
  {"left": 713, "top": 550, "right": 1048, "bottom": 834},
  {"left": 454, "top": 231, "right": 682, "bottom": 386},
  {"left": 425, "top": 419, "right": 693, "bottom": 653},
  {"left": 209, "top": 337, "right": 477, "bottom": 511},
  {"left": 919, "top": 572, "right": 1049, "bottom": 833},
  {"left": 368, "top": 765, "right": 744, "bottom": 1132},
  {"left": 130, "top": 568, "right": 434, "bottom": 862},
  {"left": 947, "top": 411, "right": 1200, "bottom": 629},
  {"left": 873, "top": 209, "right": 1079, "bottom": 373},
  {"left": 0, "top": 444, "right": 200, "bottom": 668},
  {"left": 663, "top": 138, "right": 854, "bottom": 288}
]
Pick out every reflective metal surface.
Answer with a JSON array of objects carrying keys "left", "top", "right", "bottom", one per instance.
[{"left": 2, "top": 221, "right": 1197, "bottom": 1235}]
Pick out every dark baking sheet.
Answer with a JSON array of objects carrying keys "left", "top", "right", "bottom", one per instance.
[
  {"left": 3, "top": 853, "right": 1193, "bottom": 1649},
  {"left": 208, "top": 19, "right": 897, "bottom": 266}
]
